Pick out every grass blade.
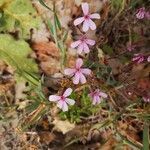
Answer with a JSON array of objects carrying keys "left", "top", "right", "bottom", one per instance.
[
  {"left": 54, "top": 13, "right": 61, "bottom": 30},
  {"left": 143, "top": 122, "right": 149, "bottom": 150},
  {"left": 38, "top": 0, "right": 52, "bottom": 11},
  {"left": 47, "top": 19, "right": 54, "bottom": 35}
]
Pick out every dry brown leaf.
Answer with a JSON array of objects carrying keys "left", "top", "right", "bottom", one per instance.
[
  {"left": 100, "top": 137, "right": 117, "bottom": 150},
  {"left": 38, "top": 131, "right": 55, "bottom": 144},
  {"left": 32, "top": 42, "right": 60, "bottom": 58},
  {"left": 52, "top": 118, "right": 75, "bottom": 134}
]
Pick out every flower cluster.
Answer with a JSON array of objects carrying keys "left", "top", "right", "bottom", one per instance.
[
  {"left": 132, "top": 54, "right": 150, "bottom": 64},
  {"left": 48, "top": 3, "right": 107, "bottom": 111},
  {"left": 132, "top": 54, "right": 144, "bottom": 64},
  {"left": 72, "top": 3, "right": 100, "bottom": 55},
  {"left": 127, "top": 43, "right": 149, "bottom": 64},
  {"left": 136, "top": 7, "right": 150, "bottom": 20},
  {"left": 133, "top": 7, "right": 150, "bottom": 64}
]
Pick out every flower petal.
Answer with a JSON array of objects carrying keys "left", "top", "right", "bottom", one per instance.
[
  {"left": 147, "top": 56, "right": 150, "bottom": 62},
  {"left": 65, "top": 98, "right": 75, "bottom": 105},
  {"left": 132, "top": 56, "right": 140, "bottom": 61},
  {"left": 88, "top": 19, "right": 96, "bottom": 30},
  {"left": 57, "top": 100, "right": 63, "bottom": 109},
  {"left": 85, "top": 39, "right": 95, "bottom": 46},
  {"left": 71, "top": 40, "right": 81, "bottom": 48},
  {"left": 77, "top": 43, "right": 84, "bottom": 54},
  {"left": 81, "top": 68, "right": 91, "bottom": 75},
  {"left": 74, "top": 17, "right": 84, "bottom": 26},
  {"left": 57, "top": 101, "right": 68, "bottom": 112},
  {"left": 82, "top": 3, "right": 89, "bottom": 15},
  {"left": 90, "top": 13, "right": 100, "bottom": 19},
  {"left": 95, "top": 96, "right": 101, "bottom": 104},
  {"left": 92, "top": 96, "right": 100, "bottom": 105},
  {"left": 77, "top": 44, "right": 84, "bottom": 54},
  {"left": 76, "top": 58, "right": 83, "bottom": 68},
  {"left": 99, "top": 92, "right": 108, "bottom": 98},
  {"left": 92, "top": 99, "right": 97, "bottom": 105},
  {"left": 79, "top": 73, "right": 86, "bottom": 84},
  {"left": 83, "top": 20, "right": 89, "bottom": 32},
  {"left": 64, "top": 68, "right": 76, "bottom": 76},
  {"left": 62, "top": 102, "right": 68, "bottom": 112},
  {"left": 73, "top": 72, "right": 80, "bottom": 84},
  {"left": 49, "top": 95, "right": 60, "bottom": 101},
  {"left": 63, "top": 88, "right": 73, "bottom": 97},
  {"left": 83, "top": 43, "right": 90, "bottom": 53}
]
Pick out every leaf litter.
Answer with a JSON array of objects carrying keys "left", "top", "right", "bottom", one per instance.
[{"left": 0, "top": 0, "right": 150, "bottom": 150}]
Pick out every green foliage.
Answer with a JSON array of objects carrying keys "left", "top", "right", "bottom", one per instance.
[
  {"left": 129, "top": 0, "right": 146, "bottom": 9},
  {"left": 59, "top": 89, "right": 104, "bottom": 123},
  {"left": 39, "top": 0, "right": 67, "bottom": 69},
  {"left": 143, "top": 122, "right": 149, "bottom": 150},
  {"left": 111, "top": 0, "right": 124, "bottom": 11},
  {"left": 0, "top": 0, "right": 42, "bottom": 39},
  {"left": 85, "top": 60, "right": 117, "bottom": 86},
  {"left": 0, "top": 34, "right": 39, "bottom": 85},
  {"left": 102, "top": 44, "right": 114, "bottom": 55},
  {"left": 0, "top": 0, "right": 5, "bottom": 7}
]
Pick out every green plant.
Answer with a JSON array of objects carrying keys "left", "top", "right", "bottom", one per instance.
[
  {"left": 0, "top": 34, "right": 39, "bottom": 85},
  {"left": 59, "top": 88, "right": 105, "bottom": 123},
  {"left": 0, "top": 0, "right": 42, "bottom": 39},
  {"left": 39, "top": 0, "right": 68, "bottom": 69}
]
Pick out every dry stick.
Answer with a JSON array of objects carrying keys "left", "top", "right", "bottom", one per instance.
[{"left": 108, "top": 92, "right": 118, "bottom": 110}]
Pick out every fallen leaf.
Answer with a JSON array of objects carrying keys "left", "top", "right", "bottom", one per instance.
[
  {"left": 38, "top": 131, "right": 55, "bottom": 144},
  {"left": 53, "top": 118, "right": 75, "bottom": 134}
]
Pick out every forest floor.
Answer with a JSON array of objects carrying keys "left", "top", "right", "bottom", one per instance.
[{"left": 0, "top": 0, "right": 150, "bottom": 150}]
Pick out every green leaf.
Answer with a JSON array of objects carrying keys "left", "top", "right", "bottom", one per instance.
[
  {"left": 62, "top": 31, "right": 68, "bottom": 43},
  {"left": 47, "top": 19, "right": 54, "bottom": 35},
  {"left": 0, "top": 0, "right": 5, "bottom": 7},
  {"left": 111, "top": 0, "right": 124, "bottom": 11},
  {"left": 54, "top": 13, "right": 61, "bottom": 30},
  {"left": 0, "top": 34, "right": 39, "bottom": 85},
  {"left": 143, "top": 122, "right": 149, "bottom": 150},
  {"left": 102, "top": 44, "right": 113, "bottom": 55},
  {"left": 0, "top": 0, "right": 42, "bottom": 39}
]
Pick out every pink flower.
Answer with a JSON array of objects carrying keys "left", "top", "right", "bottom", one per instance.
[
  {"left": 89, "top": 89, "right": 108, "bottom": 105},
  {"left": 147, "top": 56, "right": 150, "bottom": 62},
  {"left": 143, "top": 96, "right": 150, "bottom": 103},
  {"left": 71, "top": 35, "right": 95, "bottom": 54},
  {"left": 132, "top": 54, "right": 144, "bottom": 64},
  {"left": 136, "top": 7, "right": 146, "bottom": 19},
  {"left": 74, "top": 3, "right": 100, "bottom": 32},
  {"left": 64, "top": 58, "right": 91, "bottom": 84},
  {"left": 127, "top": 43, "right": 136, "bottom": 52},
  {"left": 49, "top": 88, "right": 75, "bottom": 112}
]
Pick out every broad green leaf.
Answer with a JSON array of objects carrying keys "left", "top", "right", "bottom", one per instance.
[
  {"left": 0, "top": 34, "right": 39, "bottom": 85},
  {"left": 0, "top": 0, "right": 5, "bottom": 7},
  {"left": 0, "top": 0, "right": 42, "bottom": 39}
]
